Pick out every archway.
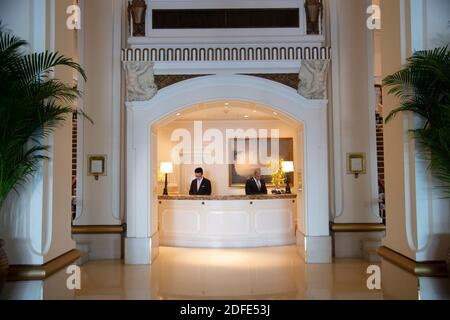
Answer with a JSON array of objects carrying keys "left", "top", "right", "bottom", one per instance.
[{"left": 124, "top": 75, "right": 331, "bottom": 264}]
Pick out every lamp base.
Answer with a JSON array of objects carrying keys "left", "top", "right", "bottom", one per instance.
[
  {"left": 285, "top": 183, "right": 292, "bottom": 194},
  {"left": 163, "top": 173, "right": 169, "bottom": 196}
]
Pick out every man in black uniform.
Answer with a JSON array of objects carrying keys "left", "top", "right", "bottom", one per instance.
[
  {"left": 189, "top": 168, "right": 212, "bottom": 195},
  {"left": 245, "top": 168, "right": 268, "bottom": 195}
]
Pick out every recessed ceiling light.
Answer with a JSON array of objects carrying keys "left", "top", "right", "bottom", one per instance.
[
  {"left": 225, "top": 102, "right": 230, "bottom": 106},
  {"left": 244, "top": 115, "right": 249, "bottom": 118},
  {"left": 253, "top": 110, "right": 257, "bottom": 113},
  {"left": 176, "top": 113, "right": 181, "bottom": 116},
  {"left": 273, "top": 112, "right": 278, "bottom": 116}
]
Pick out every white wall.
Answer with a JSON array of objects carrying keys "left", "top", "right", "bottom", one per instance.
[
  {"left": 330, "top": 0, "right": 382, "bottom": 224},
  {"left": 157, "top": 120, "right": 302, "bottom": 196},
  {"left": 73, "top": 0, "right": 124, "bottom": 226},
  {"left": 0, "top": 0, "right": 33, "bottom": 44}
]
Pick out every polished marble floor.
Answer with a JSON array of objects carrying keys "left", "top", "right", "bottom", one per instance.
[{"left": 75, "top": 246, "right": 385, "bottom": 300}]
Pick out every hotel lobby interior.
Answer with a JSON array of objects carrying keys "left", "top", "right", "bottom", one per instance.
[{"left": 0, "top": 0, "right": 449, "bottom": 302}]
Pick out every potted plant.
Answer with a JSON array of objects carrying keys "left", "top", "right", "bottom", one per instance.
[
  {"left": 0, "top": 23, "right": 88, "bottom": 293},
  {"left": 384, "top": 46, "right": 450, "bottom": 273}
]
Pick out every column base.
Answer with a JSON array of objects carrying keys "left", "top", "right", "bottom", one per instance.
[
  {"left": 296, "top": 230, "right": 332, "bottom": 263},
  {"left": 124, "top": 233, "right": 159, "bottom": 265}
]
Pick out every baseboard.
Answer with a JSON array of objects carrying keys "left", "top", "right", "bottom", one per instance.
[
  {"left": 7, "top": 249, "right": 81, "bottom": 282},
  {"left": 124, "top": 233, "right": 159, "bottom": 265},
  {"left": 296, "top": 230, "right": 332, "bottom": 263}
]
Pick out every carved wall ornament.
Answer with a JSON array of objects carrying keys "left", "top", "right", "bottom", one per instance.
[
  {"left": 123, "top": 61, "right": 158, "bottom": 102},
  {"left": 298, "top": 60, "right": 329, "bottom": 100}
]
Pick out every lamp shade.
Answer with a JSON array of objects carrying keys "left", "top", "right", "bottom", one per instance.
[
  {"left": 282, "top": 161, "right": 294, "bottom": 173},
  {"left": 160, "top": 162, "right": 173, "bottom": 174}
]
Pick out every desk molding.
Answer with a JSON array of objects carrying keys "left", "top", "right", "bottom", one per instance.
[{"left": 158, "top": 194, "right": 297, "bottom": 201}]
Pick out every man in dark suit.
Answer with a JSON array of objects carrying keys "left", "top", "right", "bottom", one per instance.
[
  {"left": 189, "top": 168, "right": 212, "bottom": 195},
  {"left": 245, "top": 168, "right": 268, "bottom": 195}
]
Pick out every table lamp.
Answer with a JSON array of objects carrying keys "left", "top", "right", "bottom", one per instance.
[
  {"left": 160, "top": 162, "right": 173, "bottom": 196},
  {"left": 282, "top": 161, "right": 294, "bottom": 194}
]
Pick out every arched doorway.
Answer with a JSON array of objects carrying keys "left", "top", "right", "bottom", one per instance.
[{"left": 124, "top": 75, "right": 331, "bottom": 264}]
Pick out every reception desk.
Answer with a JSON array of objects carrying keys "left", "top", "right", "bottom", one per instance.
[{"left": 158, "top": 194, "right": 297, "bottom": 248}]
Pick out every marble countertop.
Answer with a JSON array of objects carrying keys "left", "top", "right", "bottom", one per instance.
[{"left": 158, "top": 194, "right": 297, "bottom": 201}]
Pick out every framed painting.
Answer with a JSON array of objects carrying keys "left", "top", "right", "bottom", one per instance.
[{"left": 228, "top": 137, "right": 294, "bottom": 187}]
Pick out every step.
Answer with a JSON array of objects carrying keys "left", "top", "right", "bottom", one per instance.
[
  {"left": 75, "top": 242, "right": 90, "bottom": 266},
  {"left": 361, "top": 238, "right": 382, "bottom": 263}
]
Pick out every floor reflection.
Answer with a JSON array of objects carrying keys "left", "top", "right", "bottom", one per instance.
[{"left": 75, "top": 246, "right": 384, "bottom": 300}]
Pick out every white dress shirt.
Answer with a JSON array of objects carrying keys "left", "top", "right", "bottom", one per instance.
[
  {"left": 196, "top": 178, "right": 204, "bottom": 192},
  {"left": 253, "top": 177, "right": 261, "bottom": 190}
]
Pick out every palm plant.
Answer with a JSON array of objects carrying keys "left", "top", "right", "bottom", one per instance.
[
  {"left": 384, "top": 46, "right": 450, "bottom": 196},
  {"left": 0, "top": 23, "right": 88, "bottom": 208}
]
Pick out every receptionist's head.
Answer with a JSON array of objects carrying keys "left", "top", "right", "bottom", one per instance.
[
  {"left": 253, "top": 168, "right": 262, "bottom": 180},
  {"left": 194, "top": 167, "right": 204, "bottom": 180}
]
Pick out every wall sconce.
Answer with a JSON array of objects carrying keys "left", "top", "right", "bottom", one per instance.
[
  {"left": 128, "top": 0, "right": 147, "bottom": 37},
  {"left": 88, "top": 155, "right": 107, "bottom": 181},
  {"left": 160, "top": 162, "right": 173, "bottom": 196},
  {"left": 347, "top": 153, "right": 366, "bottom": 179},
  {"left": 282, "top": 161, "right": 295, "bottom": 194},
  {"left": 304, "top": 0, "right": 323, "bottom": 35}
]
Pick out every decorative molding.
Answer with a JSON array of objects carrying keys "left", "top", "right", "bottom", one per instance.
[
  {"left": 249, "top": 74, "right": 299, "bottom": 89},
  {"left": 377, "top": 246, "right": 448, "bottom": 278},
  {"left": 330, "top": 223, "right": 386, "bottom": 233},
  {"left": 155, "top": 74, "right": 299, "bottom": 90},
  {"left": 121, "top": 46, "right": 331, "bottom": 62},
  {"left": 7, "top": 250, "right": 81, "bottom": 282},
  {"left": 155, "top": 75, "right": 205, "bottom": 89},
  {"left": 123, "top": 61, "right": 158, "bottom": 101},
  {"left": 298, "top": 60, "right": 329, "bottom": 99},
  {"left": 71, "top": 224, "right": 127, "bottom": 235}
]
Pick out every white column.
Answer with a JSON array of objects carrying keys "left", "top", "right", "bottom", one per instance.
[{"left": 380, "top": 0, "right": 450, "bottom": 262}]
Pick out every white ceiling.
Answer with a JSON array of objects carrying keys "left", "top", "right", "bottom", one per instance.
[
  {"left": 174, "top": 101, "right": 280, "bottom": 121},
  {"left": 154, "top": 100, "right": 302, "bottom": 128}
]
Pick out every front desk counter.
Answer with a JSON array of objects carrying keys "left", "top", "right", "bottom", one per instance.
[{"left": 158, "top": 194, "right": 297, "bottom": 248}]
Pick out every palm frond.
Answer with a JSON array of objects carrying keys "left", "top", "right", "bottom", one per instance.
[
  {"left": 0, "top": 22, "right": 89, "bottom": 206},
  {"left": 384, "top": 45, "right": 450, "bottom": 196}
]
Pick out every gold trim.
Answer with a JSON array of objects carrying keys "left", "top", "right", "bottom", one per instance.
[
  {"left": 330, "top": 223, "right": 386, "bottom": 233},
  {"left": 377, "top": 246, "right": 448, "bottom": 278},
  {"left": 347, "top": 153, "right": 366, "bottom": 177},
  {"left": 71, "top": 224, "right": 126, "bottom": 235},
  {"left": 7, "top": 249, "right": 81, "bottom": 282},
  {"left": 87, "top": 155, "right": 107, "bottom": 179}
]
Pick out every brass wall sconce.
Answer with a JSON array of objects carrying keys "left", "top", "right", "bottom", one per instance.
[
  {"left": 88, "top": 155, "right": 107, "bottom": 181},
  {"left": 304, "top": 0, "right": 323, "bottom": 35},
  {"left": 347, "top": 153, "right": 366, "bottom": 179},
  {"left": 128, "top": 0, "right": 147, "bottom": 37}
]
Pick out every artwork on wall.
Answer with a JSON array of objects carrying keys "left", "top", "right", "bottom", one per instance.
[{"left": 228, "top": 138, "right": 294, "bottom": 187}]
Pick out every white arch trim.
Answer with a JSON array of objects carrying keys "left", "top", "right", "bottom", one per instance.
[{"left": 124, "top": 75, "right": 331, "bottom": 264}]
